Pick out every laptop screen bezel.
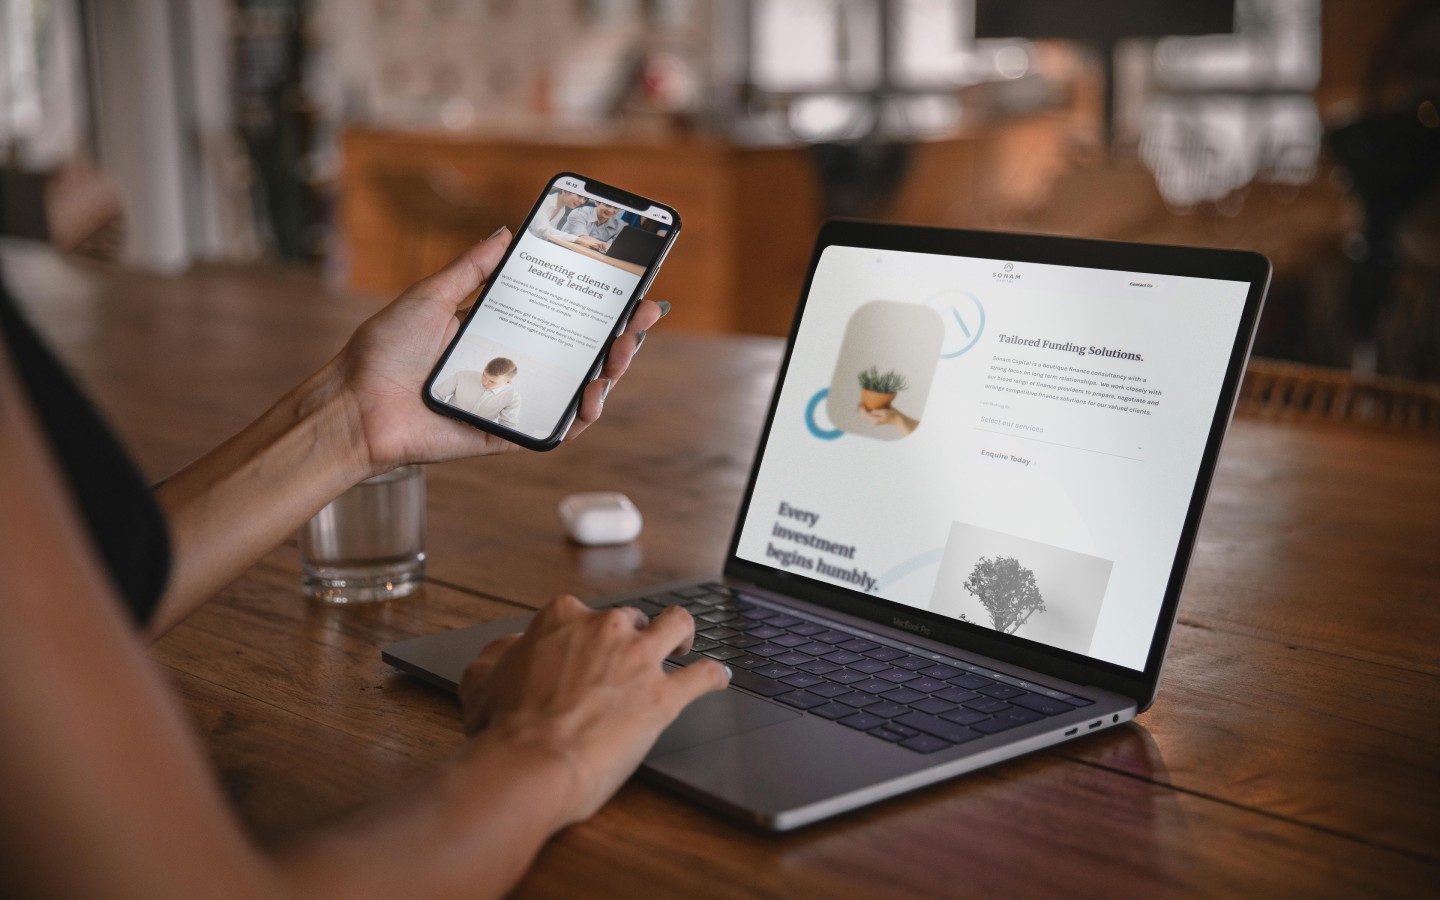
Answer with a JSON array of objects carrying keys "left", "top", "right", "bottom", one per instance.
[{"left": 722, "top": 220, "right": 1270, "bottom": 710}]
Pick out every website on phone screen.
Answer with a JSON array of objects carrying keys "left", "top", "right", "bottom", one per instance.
[
  {"left": 430, "top": 180, "right": 672, "bottom": 440},
  {"left": 735, "top": 246, "right": 1250, "bottom": 671}
]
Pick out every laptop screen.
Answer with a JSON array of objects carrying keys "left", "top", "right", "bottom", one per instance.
[{"left": 733, "top": 243, "right": 1251, "bottom": 672}]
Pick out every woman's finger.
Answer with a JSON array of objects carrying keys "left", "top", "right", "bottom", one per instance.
[
  {"left": 638, "top": 605, "right": 698, "bottom": 658},
  {"left": 532, "top": 594, "right": 592, "bottom": 631},
  {"left": 664, "top": 659, "right": 731, "bottom": 713}
]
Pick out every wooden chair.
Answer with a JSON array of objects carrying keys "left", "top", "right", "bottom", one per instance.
[{"left": 1238, "top": 357, "right": 1440, "bottom": 430}]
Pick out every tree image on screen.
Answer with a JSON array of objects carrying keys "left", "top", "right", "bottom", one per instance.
[{"left": 963, "top": 555, "right": 1046, "bottom": 635}]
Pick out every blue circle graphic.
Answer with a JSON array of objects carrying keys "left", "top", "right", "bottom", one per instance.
[
  {"left": 928, "top": 290, "right": 985, "bottom": 359},
  {"left": 805, "top": 388, "right": 844, "bottom": 440}
]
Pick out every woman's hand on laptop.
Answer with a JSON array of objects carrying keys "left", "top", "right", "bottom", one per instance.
[
  {"left": 458, "top": 596, "right": 731, "bottom": 826},
  {"left": 331, "top": 229, "right": 665, "bottom": 475}
]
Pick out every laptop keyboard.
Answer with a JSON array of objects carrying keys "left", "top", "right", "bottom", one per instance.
[{"left": 626, "top": 584, "right": 1094, "bottom": 754}]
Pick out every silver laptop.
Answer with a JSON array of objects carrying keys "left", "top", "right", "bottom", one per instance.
[{"left": 384, "top": 221, "right": 1270, "bottom": 830}]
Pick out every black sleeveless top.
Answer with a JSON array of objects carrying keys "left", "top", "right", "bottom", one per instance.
[{"left": 0, "top": 270, "right": 170, "bottom": 626}]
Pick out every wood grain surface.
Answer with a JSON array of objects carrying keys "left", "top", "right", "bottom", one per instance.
[{"left": 4, "top": 239, "right": 1437, "bottom": 897}]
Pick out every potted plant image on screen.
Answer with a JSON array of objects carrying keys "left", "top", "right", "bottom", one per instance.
[
  {"left": 857, "top": 366, "right": 909, "bottom": 411},
  {"left": 826, "top": 301, "right": 943, "bottom": 441}
]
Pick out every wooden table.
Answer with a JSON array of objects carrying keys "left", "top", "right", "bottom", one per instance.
[{"left": 5, "top": 240, "right": 1438, "bottom": 897}]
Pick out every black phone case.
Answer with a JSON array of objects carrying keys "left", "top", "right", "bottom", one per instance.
[{"left": 421, "top": 172, "right": 681, "bottom": 451}]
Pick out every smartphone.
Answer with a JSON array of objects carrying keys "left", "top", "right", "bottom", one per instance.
[{"left": 423, "top": 173, "right": 680, "bottom": 451}]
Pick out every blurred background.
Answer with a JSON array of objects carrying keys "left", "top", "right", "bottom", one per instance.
[{"left": 1, "top": 0, "right": 1437, "bottom": 382}]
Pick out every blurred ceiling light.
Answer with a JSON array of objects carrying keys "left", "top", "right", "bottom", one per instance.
[
  {"left": 788, "top": 94, "right": 872, "bottom": 141},
  {"left": 440, "top": 97, "right": 475, "bottom": 130},
  {"left": 994, "top": 45, "right": 1030, "bottom": 80}
]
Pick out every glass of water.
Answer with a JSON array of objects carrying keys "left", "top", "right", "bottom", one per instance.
[{"left": 300, "top": 465, "right": 426, "bottom": 603}]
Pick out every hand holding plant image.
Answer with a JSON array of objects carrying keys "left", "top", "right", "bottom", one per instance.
[
  {"left": 857, "top": 365, "right": 920, "bottom": 435},
  {"left": 826, "top": 301, "right": 943, "bottom": 442}
]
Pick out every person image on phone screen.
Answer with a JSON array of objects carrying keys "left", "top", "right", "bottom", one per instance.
[
  {"left": 563, "top": 201, "right": 625, "bottom": 250},
  {"left": 434, "top": 357, "right": 522, "bottom": 429}
]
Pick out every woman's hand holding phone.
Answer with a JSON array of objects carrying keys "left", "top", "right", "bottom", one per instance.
[{"left": 334, "top": 228, "right": 663, "bottom": 476}]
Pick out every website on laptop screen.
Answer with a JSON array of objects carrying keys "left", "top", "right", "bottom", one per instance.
[{"left": 735, "top": 246, "right": 1250, "bottom": 671}]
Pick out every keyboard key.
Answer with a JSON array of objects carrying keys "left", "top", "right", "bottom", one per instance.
[
  {"left": 825, "top": 669, "right": 870, "bottom": 685},
  {"left": 850, "top": 678, "right": 897, "bottom": 695},
  {"left": 750, "top": 643, "right": 787, "bottom": 658},
  {"left": 766, "top": 615, "right": 803, "bottom": 629},
  {"left": 787, "top": 623, "right": 826, "bottom": 636},
  {"left": 811, "top": 702, "right": 855, "bottom": 720},
  {"left": 753, "top": 664, "right": 798, "bottom": 680},
  {"left": 949, "top": 674, "right": 995, "bottom": 690},
  {"left": 908, "top": 678, "right": 948, "bottom": 694},
  {"left": 690, "top": 638, "right": 719, "bottom": 652},
  {"left": 771, "top": 651, "right": 812, "bottom": 667},
  {"left": 808, "top": 682, "right": 852, "bottom": 699},
  {"left": 722, "top": 635, "right": 763, "bottom": 649},
  {"left": 865, "top": 701, "right": 910, "bottom": 718},
  {"left": 699, "top": 611, "right": 739, "bottom": 625},
  {"left": 900, "top": 735, "right": 953, "bottom": 754},
  {"left": 672, "top": 585, "right": 712, "bottom": 599},
  {"left": 777, "top": 691, "right": 831, "bottom": 711},
  {"left": 837, "top": 692, "right": 880, "bottom": 708},
  {"left": 770, "top": 633, "right": 810, "bottom": 648},
  {"left": 728, "top": 655, "right": 769, "bottom": 670},
  {"left": 813, "top": 630, "right": 852, "bottom": 644},
  {"left": 972, "top": 707, "right": 1046, "bottom": 734},
  {"left": 1065, "top": 696, "right": 1095, "bottom": 707},
  {"left": 911, "top": 697, "right": 959, "bottom": 715},
  {"left": 727, "top": 669, "right": 791, "bottom": 697},
  {"left": 745, "top": 624, "right": 786, "bottom": 640},
  {"left": 821, "top": 650, "right": 864, "bottom": 665},
  {"left": 1010, "top": 693, "right": 1076, "bottom": 716},
  {"left": 794, "top": 643, "right": 835, "bottom": 656},
  {"left": 870, "top": 727, "right": 907, "bottom": 742},
  {"left": 837, "top": 638, "right": 879, "bottom": 653},
  {"left": 962, "top": 697, "right": 1013, "bottom": 714},
  {"left": 702, "top": 646, "right": 745, "bottom": 662},
  {"left": 682, "top": 601, "right": 711, "bottom": 614},
  {"left": 934, "top": 687, "right": 981, "bottom": 704},
  {"left": 797, "top": 660, "right": 841, "bottom": 675},
  {"left": 894, "top": 712, "right": 984, "bottom": 745},
  {"left": 876, "top": 669, "right": 919, "bottom": 684},
  {"left": 978, "top": 684, "right": 1026, "bottom": 700},
  {"left": 939, "top": 707, "right": 991, "bottom": 726},
  {"left": 738, "top": 606, "right": 778, "bottom": 620},
  {"left": 919, "top": 664, "right": 964, "bottom": 679},
  {"left": 701, "top": 582, "right": 733, "bottom": 595},
  {"left": 848, "top": 659, "right": 893, "bottom": 675},
  {"left": 892, "top": 656, "right": 932, "bottom": 671},
  {"left": 632, "top": 600, "right": 666, "bottom": 617},
  {"left": 838, "top": 712, "right": 887, "bottom": 731},
  {"left": 651, "top": 593, "right": 688, "bottom": 606},
  {"left": 783, "top": 673, "right": 829, "bottom": 688},
  {"left": 880, "top": 687, "right": 927, "bottom": 704},
  {"left": 699, "top": 626, "right": 740, "bottom": 640},
  {"left": 888, "top": 724, "right": 919, "bottom": 737},
  {"left": 863, "top": 647, "right": 906, "bottom": 662}
]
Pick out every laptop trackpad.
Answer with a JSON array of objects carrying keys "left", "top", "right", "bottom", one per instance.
[{"left": 647, "top": 690, "right": 799, "bottom": 759}]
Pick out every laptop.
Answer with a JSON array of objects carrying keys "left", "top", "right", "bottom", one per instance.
[
  {"left": 605, "top": 224, "right": 666, "bottom": 267},
  {"left": 384, "top": 221, "right": 1270, "bottom": 830}
]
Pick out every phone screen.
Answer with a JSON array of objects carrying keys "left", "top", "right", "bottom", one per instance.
[{"left": 425, "top": 174, "right": 678, "bottom": 448}]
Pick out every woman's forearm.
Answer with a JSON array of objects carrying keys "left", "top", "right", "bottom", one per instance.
[
  {"left": 277, "top": 727, "right": 575, "bottom": 900},
  {"left": 149, "top": 356, "right": 370, "bottom": 637}
]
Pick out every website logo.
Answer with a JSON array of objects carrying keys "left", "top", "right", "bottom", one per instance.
[{"left": 993, "top": 262, "right": 1021, "bottom": 282}]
